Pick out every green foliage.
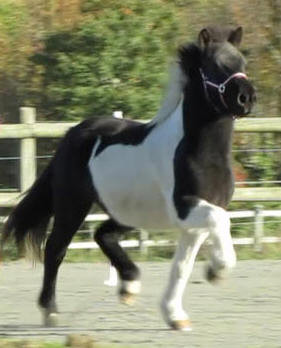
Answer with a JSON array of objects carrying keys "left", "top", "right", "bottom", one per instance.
[
  {"left": 0, "top": 1, "right": 31, "bottom": 78},
  {"left": 32, "top": 0, "right": 179, "bottom": 120},
  {"left": 0, "top": 1, "right": 27, "bottom": 39},
  {"left": 233, "top": 133, "right": 281, "bottom": 183}
]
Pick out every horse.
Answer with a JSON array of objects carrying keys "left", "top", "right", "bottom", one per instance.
[{"left": 1, "top": 25, "right": 256, "bottom": 331}]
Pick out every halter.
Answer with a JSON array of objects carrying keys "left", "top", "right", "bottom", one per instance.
[{"left": 199, "top": 68, "right": 248, "bottom": 114}]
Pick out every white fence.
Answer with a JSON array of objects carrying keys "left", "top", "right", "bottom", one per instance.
[
  {"left": 0, "top": 208, "right": 280, "bottom": 253},
  {"left": 69, "top": 207, "right": 281, "bottom": 252}
]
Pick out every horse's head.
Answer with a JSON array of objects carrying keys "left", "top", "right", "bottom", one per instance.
[{"left": 179, "top": 25, "right": 256, "bottom": 117}]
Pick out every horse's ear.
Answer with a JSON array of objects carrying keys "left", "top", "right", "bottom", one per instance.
[
  {"left": 198, "top": 28, "right": 211, "bottom": 48},
  {"left": 228, "top": 26, "right": 243, "bottom": 47}
]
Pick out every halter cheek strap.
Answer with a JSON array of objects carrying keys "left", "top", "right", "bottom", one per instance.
[{"left": 199, "top": 68, "right": 248, "bottom": 113}]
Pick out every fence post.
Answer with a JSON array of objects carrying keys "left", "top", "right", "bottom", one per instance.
[
  {"left": 20, "top": 107, "right": 36, "bottom": 193},
  {"left": 139, "top": 229, "right": 149, "bottom": 255},
  {"left": 254, "top": 205, "right": 264, "bottom": 252},
  {"left": 113, "top": 111, "right": 123, "bottom": 119}
]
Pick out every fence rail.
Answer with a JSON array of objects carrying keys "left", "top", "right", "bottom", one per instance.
[
  {"left": 1, "top": 208, "right": 280, "bottom": 252},
  {"left": 80, "top": 209, "right": 281, "bottom": 252},
  {"left": 1, "top": 117, "right": 281, "bottom": 140},
  {"left": 1, "top": 108, "right": 281, "bottom": 253},
  {"left": 1, "top": 107, "right": 281, "bottom": 205},
  {"left": 2, "top": 187, "right": 281, "bottom": 207}
]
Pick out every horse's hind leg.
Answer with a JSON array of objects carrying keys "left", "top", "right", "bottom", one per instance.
[
  {"left": 94, "top": 219, "right": 141, "bottom": 304},
  {"left": 38, "top": 196, "right": 92, "bottom": 326}
]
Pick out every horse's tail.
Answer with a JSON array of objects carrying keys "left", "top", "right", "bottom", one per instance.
[{"left": 1, "top": 163, "right": 53, "bottom": 260}]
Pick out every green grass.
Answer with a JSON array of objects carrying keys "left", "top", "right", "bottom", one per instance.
[
  {"left": 2, "top": 241, "right": 281, "bottom": 264},
  {"left": 0, "top": 339, "right": 64, "bottom": 348},
  {"left": 0, "top": 336, "right": 137, "bottom": 348},
  {"left": 235, "top": 243, "right": 281, "bottom": 260},
  {"left": 64, "top": 242, "right": 281, "bottom": 263}
]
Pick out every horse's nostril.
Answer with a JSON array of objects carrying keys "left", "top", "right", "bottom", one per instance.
[{"left": 238, "top": 93, "right": 247, "bottom": 105}]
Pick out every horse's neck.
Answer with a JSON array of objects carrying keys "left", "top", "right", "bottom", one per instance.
[
  {"left": 148, "top": 66, "right": 234, "bottom": 160},
  {"left": 196, "top": 119, "right": 234, "bottom": 162},
  {"left": 182, "top": 82, "right": 234, "bottom": 160}
]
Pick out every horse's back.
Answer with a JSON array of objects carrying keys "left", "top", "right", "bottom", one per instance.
[{"left": 54, "top": 117, "right": 146, "bottom": 168}]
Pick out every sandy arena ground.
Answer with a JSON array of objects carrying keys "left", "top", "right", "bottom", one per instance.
[{"left": 0, "top": 260, "right": 280, "bottom": 347}]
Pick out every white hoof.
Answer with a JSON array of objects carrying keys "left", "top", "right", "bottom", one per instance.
[
  {"left": 119, "top": 292, "right": 136, "bottom": 306},
  {"left": 120, "top": 280, "right": 141, "bottom": 294},
  {"left": 41, "top": 309, "right": 59, "bottom": 327},
  {"left": 45, "top": 312, "right": 58, "bottom": 327},
  {"left": 161, "top": 299, "right": 191, "bottom": 331},
  {"left": 119, "top": 280, "right": 141, "bottom": 305},
  {"left": 169, "top": 319, "right": 192, "bottom": 331}
]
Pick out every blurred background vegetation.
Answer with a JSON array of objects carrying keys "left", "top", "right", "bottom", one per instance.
[
  {"left": 0, "top": 0, "right": 280, "bottom": 121},
  {"left": 0, "top": 0, "right": 281, "bottom": 259}
]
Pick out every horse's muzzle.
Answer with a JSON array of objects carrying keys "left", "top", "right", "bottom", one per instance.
[{"left": 236, "top": 80, "right": 256, "bottom": 116}]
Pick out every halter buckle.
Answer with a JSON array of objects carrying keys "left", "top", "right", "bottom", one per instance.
[{"left": 218, "top": 84, "right": 226, "bottom": 94}]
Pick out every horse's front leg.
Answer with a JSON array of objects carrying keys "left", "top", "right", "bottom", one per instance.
[
  {"left": 177, "top": 199, "right": 236, "bottom": 282},
  {"left": 161, "top": 230, "right": 209, "bottom": 331},
  {"left": 205, "top": 205, "right": 236, "bottom": 282},
  {"left": 162, "top": 199, "right": 237, "bottom": 331}
]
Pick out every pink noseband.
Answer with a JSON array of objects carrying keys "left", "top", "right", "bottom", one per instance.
[{"left": 199, "top": 68, "right": 248, "bottom": 112}]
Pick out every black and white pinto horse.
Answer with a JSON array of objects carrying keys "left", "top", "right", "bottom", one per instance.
[{"left": 2, "top": 25, "right": 256, "bottom": 331}]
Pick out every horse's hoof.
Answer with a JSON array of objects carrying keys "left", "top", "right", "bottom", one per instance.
[
  {"left": 119, "top": 280, "right": 140, "bottom": 305},
  {"left": 43, "top": 312, "right": 59, "bottom": 327},
  {"left": 119, "top": 291, "right": 136, "bottom": 306},
  {"left": 206, "top": 266, "right": 222, "bottom": 284},
  {"left": 169, "top": 319, "right": 192, "bottom": 331}
]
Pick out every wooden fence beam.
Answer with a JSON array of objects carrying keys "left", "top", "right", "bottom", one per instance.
[
  {"left": 1, "top": 186, "right": 281, "bottom": 208},
  {"left": 1, "top": 112, "right": 281, "bottom": 206},
  {"left": 234, "top": 117, "right": 281, "bottom": 132},
  {"left": 233, "top": 187, "right": 281, "bottom": 201},
  {"left": 1, "top": 117, "right": 281, "bottom": 139},
  {"left": 0, "top": 192, "right": 21, "bottom": 207}
]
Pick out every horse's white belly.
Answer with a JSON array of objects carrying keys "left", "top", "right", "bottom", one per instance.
[{"left": 88, "top": 144, "right": 174, "bottom": 229}]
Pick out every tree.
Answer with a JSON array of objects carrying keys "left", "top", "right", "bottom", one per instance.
[{"left": 32, "top": 0, "right": 179, "bottom": 120}]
